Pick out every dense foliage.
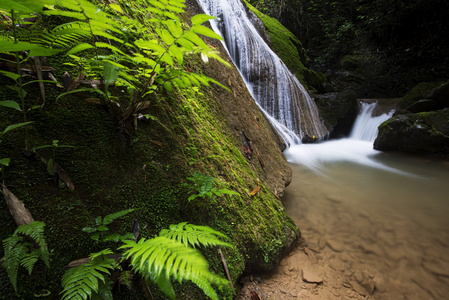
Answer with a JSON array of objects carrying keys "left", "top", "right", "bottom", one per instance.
[{"left": 249, "top": 0, "right": 449, "bottom": 69}]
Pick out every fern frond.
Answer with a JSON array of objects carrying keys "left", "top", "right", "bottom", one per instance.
[
  {"left": 20, "top": 251, "right": 39, "bottom": 275},
  {"left": 102, "top": 208, "right": 136, "bottom": 225},
  {"left": 159, "top": 222, "right": 231, "bottom": 248},
  {"left": 14, "top": 221, "right": 46, "bottom": 248},
  {"left": 60, "top": 251, "right": 117, "bottom": 300},
  {"left": 120, "top": 236, "right": 229, "bottom": 300},
  {"left": 2, "top": 239, "right": 28, "bottom": 291}
]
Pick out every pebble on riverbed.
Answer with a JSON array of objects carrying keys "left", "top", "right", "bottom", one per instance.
[{"left": 301, "top": 267, "right": 323, "bottom": 284}]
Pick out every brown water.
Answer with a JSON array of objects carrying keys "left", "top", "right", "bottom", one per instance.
[{"left": 282, "top": 152, "right": 449, "bottom": 299}]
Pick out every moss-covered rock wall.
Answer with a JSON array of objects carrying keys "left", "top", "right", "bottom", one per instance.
[{"left": 0, "top": 1, "right": 299, "bottom": 298}]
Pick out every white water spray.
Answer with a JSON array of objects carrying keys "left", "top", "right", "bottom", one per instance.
[
  {"left": 196, "top": 0, "right": 328, "bottom": 143},
  {"left": 285, "top": 102, "right": 412, "bottom": 176},
  {"left": 350, "top": 102, "right": 393, "bottom": 141}
]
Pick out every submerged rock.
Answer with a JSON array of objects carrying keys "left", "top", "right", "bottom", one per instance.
[{"left": 374, "top": 109, "right": 449, "bottom": 157}]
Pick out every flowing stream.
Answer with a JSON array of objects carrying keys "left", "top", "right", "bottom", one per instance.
[
  {"left": 282, "top": 102, "right": 449, "bottom": 299},
  {"left": 196, "top": 0, "right": 328, "bottom": 142}
]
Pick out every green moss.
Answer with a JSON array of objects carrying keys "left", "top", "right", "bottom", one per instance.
[{"left": 398, "top": 81, "right": 443, "bottom": 109}]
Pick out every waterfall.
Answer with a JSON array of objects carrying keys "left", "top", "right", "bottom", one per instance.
[
  {"left": 284, "top": 101, "right": 411, "bottom": 175},
  {"left": 196, "top": 0, "right": 329, "bottom": 144},
  {"left": 350, "top": 102, "right": 393, "bottom": 142}
]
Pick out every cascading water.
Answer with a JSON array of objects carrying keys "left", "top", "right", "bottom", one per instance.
[
  {"left": 196, "top": 0, "right": 328, "bottom": 143},
  {"left": 285, "top": 101, "right": 407, "bottom": 175},
  {"left": 350, "top": 101, "right": 393, "bottom": 141}
]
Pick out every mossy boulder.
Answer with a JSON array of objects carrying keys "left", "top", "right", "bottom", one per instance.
[
  {"left": 374, "top": 109, "right": 449, "bottom": 157},
  {"left": 398, "top": 81, "right": 444, "bottom": 110}
]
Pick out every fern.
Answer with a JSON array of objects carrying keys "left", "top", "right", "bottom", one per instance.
[
  {"left": 159, "top": 222, "right": 232, "bottom": 248},
  {"left": 120, "top": 237, "right": 229, "bottom": 300},
  {"left": 1, "top": 221, "right": 50, "bottom": 292},
  {"left": 60, "top": 249, "right": 117, "bottom": 300}
]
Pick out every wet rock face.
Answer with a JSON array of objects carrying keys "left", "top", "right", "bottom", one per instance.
[
  {"left": 374, "top": 109, "right": 449, "bottom": 157},
  {"left": 375, "top": 81, "right": 449, "bottom": 157},
  {"left": 314, "top": 90, "right": 358, "bottom": 138}
]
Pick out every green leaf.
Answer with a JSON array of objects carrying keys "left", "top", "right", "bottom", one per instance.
[
  {"left": 180, "top": 76, "right": 191, "bottom": 87},
  {"left": 183, "top": 31, "right": 209, "bottom": 49},
  {"left": 135, "top": 40, "right": 166, "bottom": 54},
  {"left": 0, "top": 158, "right": 11, "bottom": 166},
  {"left": 7, "top": 85, "right": 26, "bottom": 98},
  {"left": 0, "top": 70, "right": 20, "bottom": 82},
  {"left": 0, "top": 40, "right": 61, "bottom": 56},
  {"left": 102, "top": 234, "right": 120, "bottom": 242},
  {"left": 95, "top": 216, "right": 102, "bottom": 225},
  {"left": 173, "top": 77, "right": 185, "bottom": 89},
  {"left": 176, "top": 37, "right": 194, "bottom": 51},
  {"left": 191, "top": 25, "right": 223, "bottom": 40},
  {"left": 159, "top": 29, "right": 175, "bottom": 45},
  {"left": 191, "top": 14, "right": 216, "bottom": 26},
  {"left": 169, "top": 44, "right": 183, "bottom": 65},
  {"left": 0, "top": 100, "right": 21, "bottom": 111},
  {"left": 109, "top": 3, "right": 122, "bottom": 13},
  {"left": 95, "top": 42, "right": 125, "bottom": 54},
  {"left": 120, "top": 235, "right": 227, "bottom": 300},
  {"left": 0, "top": 0, "right": 32, "bottom": 12},
  {"left": 2, "top": 121, "right": 33, "bottom": 136},
  {"left": 164, "top": 20, "right": 183, "bottom": 38},
  {"left": 81, "top": 227, "right": 98, "bottom": 234},
  {"left": 103, "top": 61, "right": 120, "bottom": 90},
  {"left": 66, "top": 43, "right": 94, "bottom": 55},
  {"left": 56, "top": 88, "right": 105, "bottom": 101},
  {"left": 97, "top": 225, "right": 109, "bottom": 232},
  {"left": 102, "top": 209, "right": 136, "bottom": 225},
  {"left": 160, "top": 53, "right": 174, "bottom": 66},
  {"left": 149, "top": 0, "right": 166, "bottom": 10},
  {"left": 43, "top": 9, "right": 85, "bottom": 20},
  {"left": 47, "top": 158, "right": 55, "bottom": 175},
  {"left": 163, "top": 81, "right": 173, "bottom": 92},
  {"left": 163, "top": 11, "right": 179, "bottom": 21}
]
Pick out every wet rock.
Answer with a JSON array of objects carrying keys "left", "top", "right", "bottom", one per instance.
[
  {"left": 374, "top": 109, "right": 449, "bottom": 157},
  {"left": 406, "top": 99, "right": 440, "bottom": 113},
  {"left": 360, "top": 279, "right": 376, "bottom": 295},
  {"left": 428, "top": 80, "right": 449, "bottom": 108},
  {"left": 354, "top": 271, "right": 364, "bottom": 283},
  {"left": 304, "top": 247, "right": 318, "bottom": 264},
  {"left": 318, "top": 237, "right": 327, "bottom": 250},
  {"left": 301, "top": 267, "right": 323, "bottom": 284},
  {"left": 327, "top": 239, "right": 344, "bottom": 252},
  {"left": 329, "top": 259, "right": 346, "bottom": 272},
  {"left": 422, "top": 260, "right": 449, "bottom": 277},
  {"left": 314, "top": 90, "right": 358, "bottom": 137},
  {"left": 350, "top": 280, "right": 367, "bottom": 296}
]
